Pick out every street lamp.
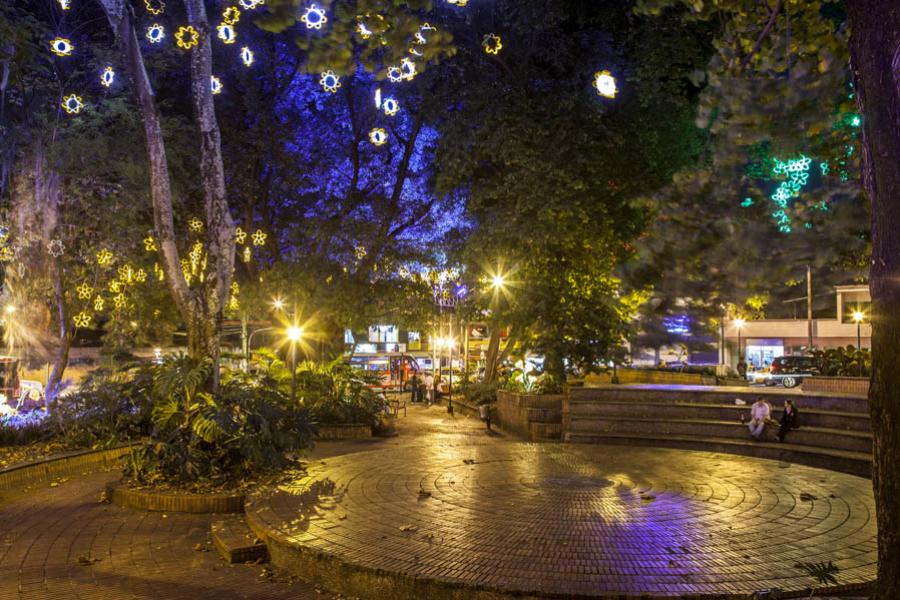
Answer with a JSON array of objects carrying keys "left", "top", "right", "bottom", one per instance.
[
  {"left": 272, "top": 297, "right": 285, "bottom": 311},
  {"left": 286, "top": 326, "right": 304, "bottom": 404},
  {"left": 491, "top": 274, "right": 506, "bottom": 290},
  {"left": 852, "top": 311, "right": 865, "bottom": 350},
  {"left": 733, "top": 318, "right": 746, "bottom": 375}
]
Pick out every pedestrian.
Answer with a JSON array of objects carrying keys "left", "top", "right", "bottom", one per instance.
[
  {"left": 479, "top": 403, "right": 492, "bottom": 431},
  {"left": 424, "top": 371, "right": 435, "bottom": 404},
  {"left": 777, "top": 399, "right": 799, "bottom": 442},
  {"left": 409, "top": 373, "right": 420, "bottom": 403},
  {"left": 747, "top": 396, "right": 771, "bottom": 439}
]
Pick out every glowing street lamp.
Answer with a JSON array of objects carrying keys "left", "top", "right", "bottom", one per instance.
[
  {"left": 852, "top": 310, "right": 865, "bottom": 354},
  {"left": 286, "top": 325, "right": 305, "bottom": 404},
  {"left": 491, "top": 274, "right": 506, "bottom": 290},
  {"left": 272, "top": 297, "right": 285, "bottom": 311}
]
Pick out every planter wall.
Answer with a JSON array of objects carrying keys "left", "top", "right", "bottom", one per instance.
[
  {"left": 585, "top": 369, "right": 707, "bottom": 386},
  {"left": 0, "top": 445, "right": 133, "bottom": 496},
  {"left": 314, "top": 424, "right": 373, "bottom": 440},
  {"left": 802, "top": 376, "right": 869, "bottom": 397},
  {"left": 495, "top": 390, "right": 564, "bottom": 441}
]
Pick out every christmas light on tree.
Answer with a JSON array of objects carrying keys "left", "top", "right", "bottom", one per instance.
[
  {"left": 234, "top": 227, "right": 247, "bottom": 244},
  {"left": 188, "top": 217, "right": 203, "bottom": 232},
  {"left": 301, "top": 4, "right": 327, "bottom": 30},
  {"left": 241, "top": 47, "right": 254, "bottom": 66},
  {"left": 357, "top": 22, "right": 373, "bottom": 39},
  {"left": 400, "top": 58, "right": 417, "bottom": 80},
  {"left": 217, "top": 24, "right": 237, "bottom": 44},
  {"left": 47, "top": 239, "right": 65, "bottom": 257},
  {"left": 382, "top": 97, "right": 399, "bottom": 116},
  {"left": 76, "top": 283, "right": 93, "bottom": 300},
  {"left": 387, "top": 66, "right": 403, "bottom": 82},
  {"left": 101, "top": 66, "right": 115, "bottom": 87},
  {"left": 57, "top": 0, "right": 71, "bottom": 10},
  {"left": 144, "top": 0, "right": 165, "bottom": 15},
  {"left": 243, "top": 246, "right": 252, "bottom": 262},
  {"left": 211, "top": 76, "right": 223, "bottom": 94},
  {"left": 594, "top": 70, "right": 618, "bottom": 98},
  {"left": 144, "top": 236, "right": 157, "bottom": 252},
  {"left": 251, "top": 230, "right": 267, "bottom": 246},
  {"left": 147, "top": 24, "right": 165, "bottom": 44},
  {"left": 369, "top": 128, "right": 388, "bottom": 145},
  {"left": 239, "top": 0, "right": 262, "bottom": 8},
  {"left": 96, "top": 248, "right": 113, "bottom": 265},
  {"left": 482, "top": 33, "right": 502, "bottom": 55},
  {"left": 50, "top": 38, "right": 74, "bottom": 57},
  {"left": 223, "top": 6, "right": 241, "bottom": 25},
  {"left": 73, "top": 312, "right": 92, "bottom": 328},
  {"left": 62, "top": 94, "right": 83, "bottom": 114},
  {"left": 94, "top": 296, "right": 105, "bottom": 311},
  {"left": 320, "top": 70, "right": 341, "bottom": 93},
  {"left": 175, "top": 25, "right": 199, "bottom": 49}
]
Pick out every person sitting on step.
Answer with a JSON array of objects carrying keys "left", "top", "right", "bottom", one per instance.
[
  {"left": 777, "top": 398, "right": 800, "bottom": 442},
  {"left": 748, "top": 396, "right": 771, "bottom": 440}
]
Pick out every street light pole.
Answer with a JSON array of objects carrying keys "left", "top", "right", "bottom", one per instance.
[{"left": 290, "top": 341, "right": 298, "bottom": 404}]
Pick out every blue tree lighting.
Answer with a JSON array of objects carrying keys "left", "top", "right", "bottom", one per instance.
[
  {"left": 382, "top": 97, "right": 399, "bottom": 116},
  {"left": 240, "top": 47, "right": 254, "bottom": 67},
  {"left": 50, "top": 38, "right": 74, "bottom": 56},
  {"left": 100, "top": 66, "right": 115, "bottom": 87},
  {"left": 62, "top": 94, "right": 83, "bottom": 114},
  {"left": 217, "top": 24, "right": 237, "bottom": 44}
]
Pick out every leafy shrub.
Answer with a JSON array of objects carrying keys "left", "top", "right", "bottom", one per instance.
[
  {"left": 295, "top": 359, "right": 385, "bottom": 426},
  {"left": 124, "top": 354, "right": 314, "bottom": 487},
  {"left": 811, "top": 346, "right": 871, "bottom": 377},
  {"left": 461, "top": 381, "right": 497, "bottom": 405},
  {"left": 51, "top": 364, "right": 154, "bottom": 448},
  {"left": 0, "top": 409, "right": 51, "bottom": 445}
]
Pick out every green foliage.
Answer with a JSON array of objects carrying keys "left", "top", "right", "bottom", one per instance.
[
  {"left": 124, "top": 355, "right": 314, "bottom": 487},
  {"left": 794, "top": 560, "right": 839, "bottom": 586},
  {"left": 811, "top": 345, "right": 871, "bottom": 377},
  {"left": 460, "top": 381, "right": 497, "bottom": 406}
]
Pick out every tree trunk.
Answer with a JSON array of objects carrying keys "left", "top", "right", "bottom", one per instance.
[
  {"left": 45, "top": 255, "right": 71, "bottom": 402},
  {"left": 98, "top": 0, "right": 234, "bottom": 387},
  {"left": 846, "top": 3, "right": 900, "bottom": 599},
  {"left": 483, "top": 323, "right": 501, "bottom": 382}
]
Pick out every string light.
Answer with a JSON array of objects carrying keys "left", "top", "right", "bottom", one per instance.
[
  {"left": 217, "top": 24, "right": 237, "bottom": 44},
  {"left": 300, "top": 4, "right": 327, "bottom": 30},
  {"left": 144, "top": 0, "right": 165, "bottom": 15},
  {"left": 113, "top": 293, "right": 127, "bottom": 309},
  {"left": 96, "top": 248, "right": 113, "bottom": 265},
  {"left": 76, "top": 283, "right": 93, "bottom": 300},
  {"left": 154, "top": 262, "right": 165, "bottom": 281},
  {"left": 144, "top": 236, "right": 157, "bottom": 252},
  {"left": 100, "top": 66, "right": 115, "bottom": 87},
  {"left": 94, "top": 296, "right": 105, "bottom": 311},
  {"left": 146, "top": 24, "right": 166, "bottom": 44},
  {"left": 73, "top": 312, "right": 92, "bottom": 328},
  {"left": 415, "top": 23, "right": 435, "bottom": 45},
  {"left": 135, "top": 268, "right": 147, "bottom": 283},
  {"left": 482, "top": 33, "right": 502, "bottom": 55},
  {"left": 251, "top": 230, "right": 267, "bottom": 246},
  {"left": 118, "top": 264, "right": 135, "bottom": 283},
  {"left": 382, "top": 97, "right": 399, "bottom": 116},
  {"left": 223, "top": 6, "right": 241, "bottom": 25},
  {"left": 234, "top": 227, "right": 247, "bottom": 244},
  {"left": 369, "top": 128, "right": 387, "bottom": 146},
  {"left": 354, "top": 245, "right": 367, "bottom": 259},
  {"left": 109, "top": 280, "right": 122, "bottom": 293},
  {"left": 741, "top": 197, "right": 754, "bottom": 207},
  {"left": 319, "top": 70, "right": 341, "bottom": 93},
  {"left": 240, "top": 46, "right": 254, "bottom": 66},
  {"left": 50, "top": 38, "right": 74, "bottom": 57},
  {"left": 357, "top": 22, "right": 373, "bottom": 39},
  {"left": 188, "top": 217, "right": 203, "bottom": 232},
  {"left": 211, "top": 76, "right": 223, "bottom": 94},
  {"left": 189, "top": 241, "right": 204, "bottom": 269},
  {"left": 47, "top": 239, "right": 65, "bottom": 257},
  {"left": 594, "top": 70, "right": 618, "bottom": 98},
  {"left": 399, "top": 58, "right": 417, "bottom": 80},
  {"left": 62, "top": 94, "right": 83, "bottom": 114},
  {"left": 175, "top": 25, "right": 199, "bottom": 50},
  {"left": 239, "top": 0, "right": 263, "bottom": 8}
]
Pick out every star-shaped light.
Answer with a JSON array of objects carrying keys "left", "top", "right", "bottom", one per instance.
[
  {"left": 109, "top": 280, "right": 122, "bottom": 293},
  {"left": 240, "top": 47, "right": 254, "bottom": 67},
  {"left": 73, "top": 311, "right": 92, "bottom": 328},
  {"left": 135, "top": 269, "right": 147, "bottom": 283},
  {"left": 482, "top": 33, "right": 502, "bottom": 55},
  {"left": 118, "top": 264, "right": 135, "bottom": 283},
  {"left": 100, "top": 66, "right": 115, "bottom": 87},
  {"left": 188, "top": 217, "right": 203, "bottom": 232},
  {"left": 251, "top": 229, "right": 267, "bottom": 246},
  {"left": 94, "top": 296, "right": 105, "bottom": 311},
  {"left": 144, "top": 0, "right": 165, "bottom": 15},
  {"left": 96, "top": 248, "right": 113, "bottom": 265},
  {"left": 175, "top": 25, "right": 199, "bottom": 50},
  {"left": 223, "top": 6, "right": 241, "bottom": 25},
  {"left": 144, "top": 236, "right": 157, "bottom": 252},
  {"left": 399, "top": 58, "right": 417, "bottom": 80},
  {"left": 446, "top": 0, "right": 468, "bottom": 6},
  {"left": 146, "top": 24, "right": 166, "bottom": 44},
  {"left": 382, "top": 97, "right": 399, "bottom": 116},
  {"left": 319, "top": 70, "right": 341, "bottom": 93},
  {"left": 217, "top": 24, "right": 237, "bottom": 44},
  {"left": 47, "top": 239, "right": 65, "bottom": 257},
  {"left": 62, "top": 94, "right": 83, "bottom": 114},
  {"left": 355, "top": 245, "right": 367, "bottom": 259},
  {"left": 594, "top": 70, "right": 618, "bottom": 98},
  {"left": 234, "top": 227, "right": 247, "bottom": 244},
  {"left": 387, "top": 66, "right": 403, "bottom": 82},
  {"left": 301, "top": 4, "right": 327, "bottom": 29},
  {"left": 76, "top": 283, "right": 93, "bottom": 300},
  {"left": 369, "top": 128, "right": 388, "bottom": 146},
  {"left": 50, "top": 38, "right": 74, "bottom": 57},
  {"left": 113, "top": 293, "right": 127, "bottom": 309}
]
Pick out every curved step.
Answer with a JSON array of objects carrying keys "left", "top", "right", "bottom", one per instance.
[
  {"left": 566, "top": 432, "right": 871, "bottom": 477},
  {"left": 567, "top": 416, "right": 872, "bottom": 453}
]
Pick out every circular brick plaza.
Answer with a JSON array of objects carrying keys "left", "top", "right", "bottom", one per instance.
[{"left": 248, "top": 407, "right": 877, "bottom": 599}]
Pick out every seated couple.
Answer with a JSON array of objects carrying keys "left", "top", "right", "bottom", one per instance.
[{"left": 748, "top": 397, "right": 799, "bottom": 442}]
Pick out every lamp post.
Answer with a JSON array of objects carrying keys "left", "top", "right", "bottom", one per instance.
[
  {"left": 446, "top": 335, "right": 456, "bottom": 414},
  {"left": 853, "top": 311, "right": 865, "bottom": 376},
  {"left": 734, "top": 318, "right": 746, "bottom": 375},
  {"left": 286, "top": 326, "right": 304, "bottom": 404}
]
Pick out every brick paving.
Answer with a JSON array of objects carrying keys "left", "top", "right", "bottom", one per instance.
[
  {"left": 251, "top": 404, "right": 878, "bottom": 598},
  {"left": 0, "top": 468, "right": 339, "bottom": 599}
]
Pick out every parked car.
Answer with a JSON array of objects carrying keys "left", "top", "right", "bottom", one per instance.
[{"left": 766, "top": 355, "right": 820, "bottom": 388}]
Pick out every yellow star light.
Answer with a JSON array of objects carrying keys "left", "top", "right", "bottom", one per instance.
[
  {"left": 175, "top": 25, "right": 199, "bottom": 50},
  {"left": 96, "top": 248, "right": 113, "bottom": 266},
  {"left": 135, "top": 269, "right": 147, "bottom": 283},
  {"left": 50, "top": 38, "right": 74, "bottom": 57},
  {"left": 76, "top": 282, "right": 93, "bottom": 300},
  {"left": 241, "top": 246, "right": 251, "bottom": 263},
  {"left": 482, "top": 33, "right": 502, "bottom": 55},
  {"left": 113, "top": 293, "right": 127, "bottom": 309},
  {"left": 223, "top": 6, "right": 241, "bottom": 24},
  {"left": 93, "top": 296, "right": 105, "bottom": 311},
  {"left": 109, "top": 280, "right": 122, "bottom": 293},
  {"left": 234, "top": 227, "right": 247, "bottom": 244},
  {"left": 251, "top": 229, "right": 267, "bottom": 246},
  {"left": 62, "top": 94, "right": 83, "bottom": 115},
  {"left": 188, "top": 217, "right": 203, "bottom": 232},
  {"left": 73, "top": 311, "right": 92, "bottom": 328},
  {"left": 144, "top": 236, "right": 157, "bottom": 252},
  {"left": 355, "top": 245, "right": 367, "bottom": 259},
  {"left": 118, "top": 265, "right": 135, "bottom": 283}
]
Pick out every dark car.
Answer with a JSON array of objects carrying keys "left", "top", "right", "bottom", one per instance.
[{"left": 766, "top": 355, "right": 820, "bottom": 388}]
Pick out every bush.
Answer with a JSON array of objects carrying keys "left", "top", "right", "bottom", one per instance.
[
  {"left": 0, "top": 409, "right": 51, "bottom": 446},
  {"left": 461, "top": 381, "right": 497, "bottom": 405},
  {"left": 811, "top": 346, "right": 871, "bottom": 377},
  {"left": 124, "top": 355, "right": 314, "bottom": 488}
]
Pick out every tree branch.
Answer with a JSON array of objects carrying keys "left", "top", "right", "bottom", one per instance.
[{"left": 739, "top": 0, "right": 783, "bottom": 73}]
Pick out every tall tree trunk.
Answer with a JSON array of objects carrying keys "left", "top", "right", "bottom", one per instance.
[
  {"left": 846, "top": 3, "right": 900, "bottom": 599},
  {"left": 483, "top": 322, "right": 501, "bottom": 382},
  {"left": 45, "top": 255, "right": 71, "bottom": 402},
  {"left": 98, "top": 0, "right": 234, "bottom": 387}
]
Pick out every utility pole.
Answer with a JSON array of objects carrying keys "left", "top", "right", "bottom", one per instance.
[{"left": 806, "top": 265, "right": 814, "bottom": 350}]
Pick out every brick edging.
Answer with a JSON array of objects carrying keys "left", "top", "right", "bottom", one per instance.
[
  {"left": 245, "top": 497, "right": 870, "bottom": 600},
  {"left": 0, "top": 445, "right": 134, "bottom": 495},
  {"left": 106, "top": 481, "right": 245, "bottom": 514}
]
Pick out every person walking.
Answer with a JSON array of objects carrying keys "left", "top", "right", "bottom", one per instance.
[
  {"left": 748, "top": 396, "right": 771, "bottom": 439},
  {"left": 424, "top": 371, "right": 435, "bottom": 404}
]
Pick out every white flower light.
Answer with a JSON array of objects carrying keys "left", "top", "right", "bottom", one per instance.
[
  {"left": 301, "top": 4, "right": 327, "bottom": 30},
  {"left": 50, "top": 38, "right": 74, "bottom": 57},
  {"left": 217, "top": 23, "right": 237, "bottom": 44},
  {"left": 211, "top": 76, "right": 223, "bottom": 95},
  {"left": 594, "top": 70, "right": 618, "bottom": 98},
  {"left": 100, "top": 66, "right": 115, "bottom": 88},
  {"left": 146, "top": 24, "right": 165, "bottom": 44},
  {"left": 240, "top": 47, "right": 254, "bottom": 67},
  {"left": 319, "top": 70, "right": 341, "bottom": 93},
  {"left": 382, "top": 97, "right": 399, "bottom": 116},
  {"left": 62, "top": 94, "right": 83, "bottom": 114},
  {"left": 369, "top": 128, "right": 387, "bottom": 146}
]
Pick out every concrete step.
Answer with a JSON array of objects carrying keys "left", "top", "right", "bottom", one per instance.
[
  {"left": 568, "top": 416, "right": 872, "bottom": 454},
  {"left": 566, "top": 432, "right": 871, "bottom": 478},
  {"left": 570, "top": 388, "right": 870, "bottom": 413},
  {"left": 569, "top": 401, "right": 872, "bottom": 432},
  {"left": 211, "top": 516, "right": 268, "bottom": 564}
]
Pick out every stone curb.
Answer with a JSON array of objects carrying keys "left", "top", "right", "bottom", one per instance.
[
  {"left": 106, "top": 481, "right": 245, "bottom": 514},
  {"left": 245, "top": 492, "right": 873, "bottom": 600},
  {"left": 0, "top": 445, "right": 133, "bottom": 495}
]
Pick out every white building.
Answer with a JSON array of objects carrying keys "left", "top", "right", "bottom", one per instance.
[{"left": 724, "top": 285, "right": 871, "bottom": 369}]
